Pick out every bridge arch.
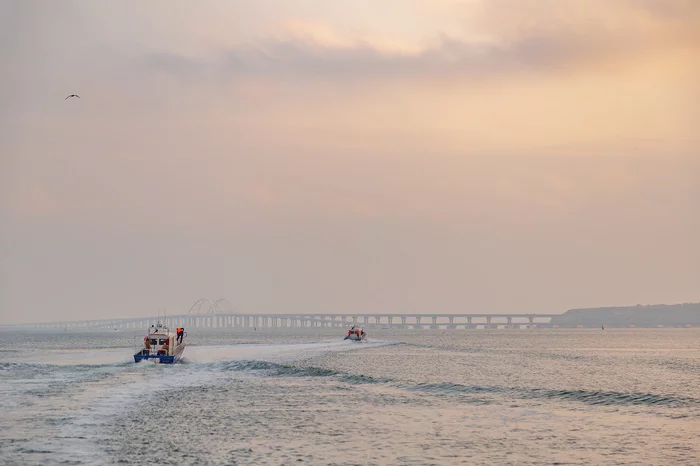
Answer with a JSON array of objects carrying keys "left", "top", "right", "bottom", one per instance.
[
  {"left": 214, "top": 299, "right": 235, "bottom": 314},
  {"left": 187, "top": 298, "right": 235, "bottom": 315}
]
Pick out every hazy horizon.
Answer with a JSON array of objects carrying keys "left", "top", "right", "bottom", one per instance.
[
  {"left": 5, "top": 302, "right": 700, "bottom": 326},
  {"left": 2, "top": 1, "right": 698, "bottom": 325}
]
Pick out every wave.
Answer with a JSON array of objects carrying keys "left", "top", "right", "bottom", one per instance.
[
  {"left": 527, "top": 388, "right": 700, "bottom": 408},
  {"left": 5, "top": 343, "right": 697, "bottom": 413},
  {"left": 206, "top": 359, "right": 389, "bottom": 384},
  {"left": 203, "top": 360, "right": 700, "bottom": 409},
  {"left": 0, "top": 360, "right": 132, "bottom": 371},
  {"left": 404, "top": 382, "right": 700, "bottom": 408}
]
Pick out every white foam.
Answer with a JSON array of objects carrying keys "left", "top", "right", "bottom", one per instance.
[{"left": 184, "top": 339, "right": 392, "bottom": 364}]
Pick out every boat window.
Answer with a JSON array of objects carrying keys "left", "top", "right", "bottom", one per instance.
[
  {"left": 158, "top": 339, "right": 168, "bottom": 345},
  {"left": 149, "top": 339, "right": 158, "bottom": 345}
]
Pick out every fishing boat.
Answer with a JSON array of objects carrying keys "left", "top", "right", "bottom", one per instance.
[
  {"left": 344, "top": 325, "right": 366, "bottom": 342},
  {"left": 134, "top": 322, "right": 186, "bottom": 364}
]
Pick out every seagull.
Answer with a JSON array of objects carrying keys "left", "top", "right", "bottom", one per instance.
[{"left": 65, "top": 94, "right": 80, "bottom": 99}]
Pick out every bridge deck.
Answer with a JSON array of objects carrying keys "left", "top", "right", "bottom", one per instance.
[{"left": 8, "top": 312, "right": 562, "bottom": 329}]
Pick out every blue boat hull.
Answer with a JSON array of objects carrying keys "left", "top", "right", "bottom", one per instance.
[
  {"left": 134, "top": 345, "right": 185, "bottom": 364},
  {"left": 133, "top": 354, "right": 182, "bottom": 364}
]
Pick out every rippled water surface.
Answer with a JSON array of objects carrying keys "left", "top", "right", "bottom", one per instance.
[{"left": 1, "top": 328, "right": 698, "bottom": 465}]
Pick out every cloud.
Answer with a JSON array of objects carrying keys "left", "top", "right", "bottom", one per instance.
[
  {"left": 141, "top": 1, "right": 699, "bottom": 83},
  {"left": 142, "top": 35, "right": 587, "bottom": 81}
]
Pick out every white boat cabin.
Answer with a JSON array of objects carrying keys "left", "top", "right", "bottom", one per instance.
[
  {"left": 146, "top": 334, "right": 174, "bottom": 355},
  {"left": 143, "top": 325, "right": 184, "bottom": 356}
]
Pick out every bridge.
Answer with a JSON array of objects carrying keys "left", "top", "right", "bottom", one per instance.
[{"left": 8, "top": 299, "right": 561, "bottom": 330}]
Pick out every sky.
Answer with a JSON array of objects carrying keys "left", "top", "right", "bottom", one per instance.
[{"left": 1, "top": 0, "right": 698, "bottom": 324}]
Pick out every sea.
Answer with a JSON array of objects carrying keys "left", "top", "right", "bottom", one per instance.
[{"left": 1, "top": 327, "right": 698, "bottom": 465}]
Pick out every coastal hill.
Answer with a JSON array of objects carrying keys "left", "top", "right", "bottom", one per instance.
[{"left": 551, "top": 303, "right": 700, "bottom": 327}]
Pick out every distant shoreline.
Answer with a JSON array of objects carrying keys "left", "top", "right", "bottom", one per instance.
[{"left": 551, "top": 303, "right": 700, "bottom": 327}]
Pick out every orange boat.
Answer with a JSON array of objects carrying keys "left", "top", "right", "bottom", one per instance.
[{"left": 344, "top": 325, "right": 366, "bottom": 342}]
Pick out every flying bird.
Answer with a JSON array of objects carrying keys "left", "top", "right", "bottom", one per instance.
[{"left": 65, "top": 94, "right": 80, "bottom": 99}]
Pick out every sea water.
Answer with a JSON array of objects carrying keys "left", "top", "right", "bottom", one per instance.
[{"left": 1, "top": 328, "right": 698, "bottom": 465}]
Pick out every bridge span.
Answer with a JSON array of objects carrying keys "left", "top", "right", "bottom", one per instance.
[{"left": 14, "top": 313, "right": 560, "bottom": 330}]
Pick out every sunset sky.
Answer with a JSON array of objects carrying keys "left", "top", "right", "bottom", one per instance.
[{"left": 1, "top": 0, "right": 698, "bottom": 324}]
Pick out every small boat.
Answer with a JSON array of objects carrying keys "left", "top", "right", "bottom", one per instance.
[
  {"left": 134, "top": 322, "right": 186, "bottom": 364},
  {"left": 344, "top": 325, "right": 366, "bottom": 342}
]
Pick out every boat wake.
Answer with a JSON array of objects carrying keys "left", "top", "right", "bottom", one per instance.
[
  {"left": 182, "top": 339, "right": 393, "bottom": 364},
  {"left": 1, "top": 337, "right": 396, "bottom": 464}
]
